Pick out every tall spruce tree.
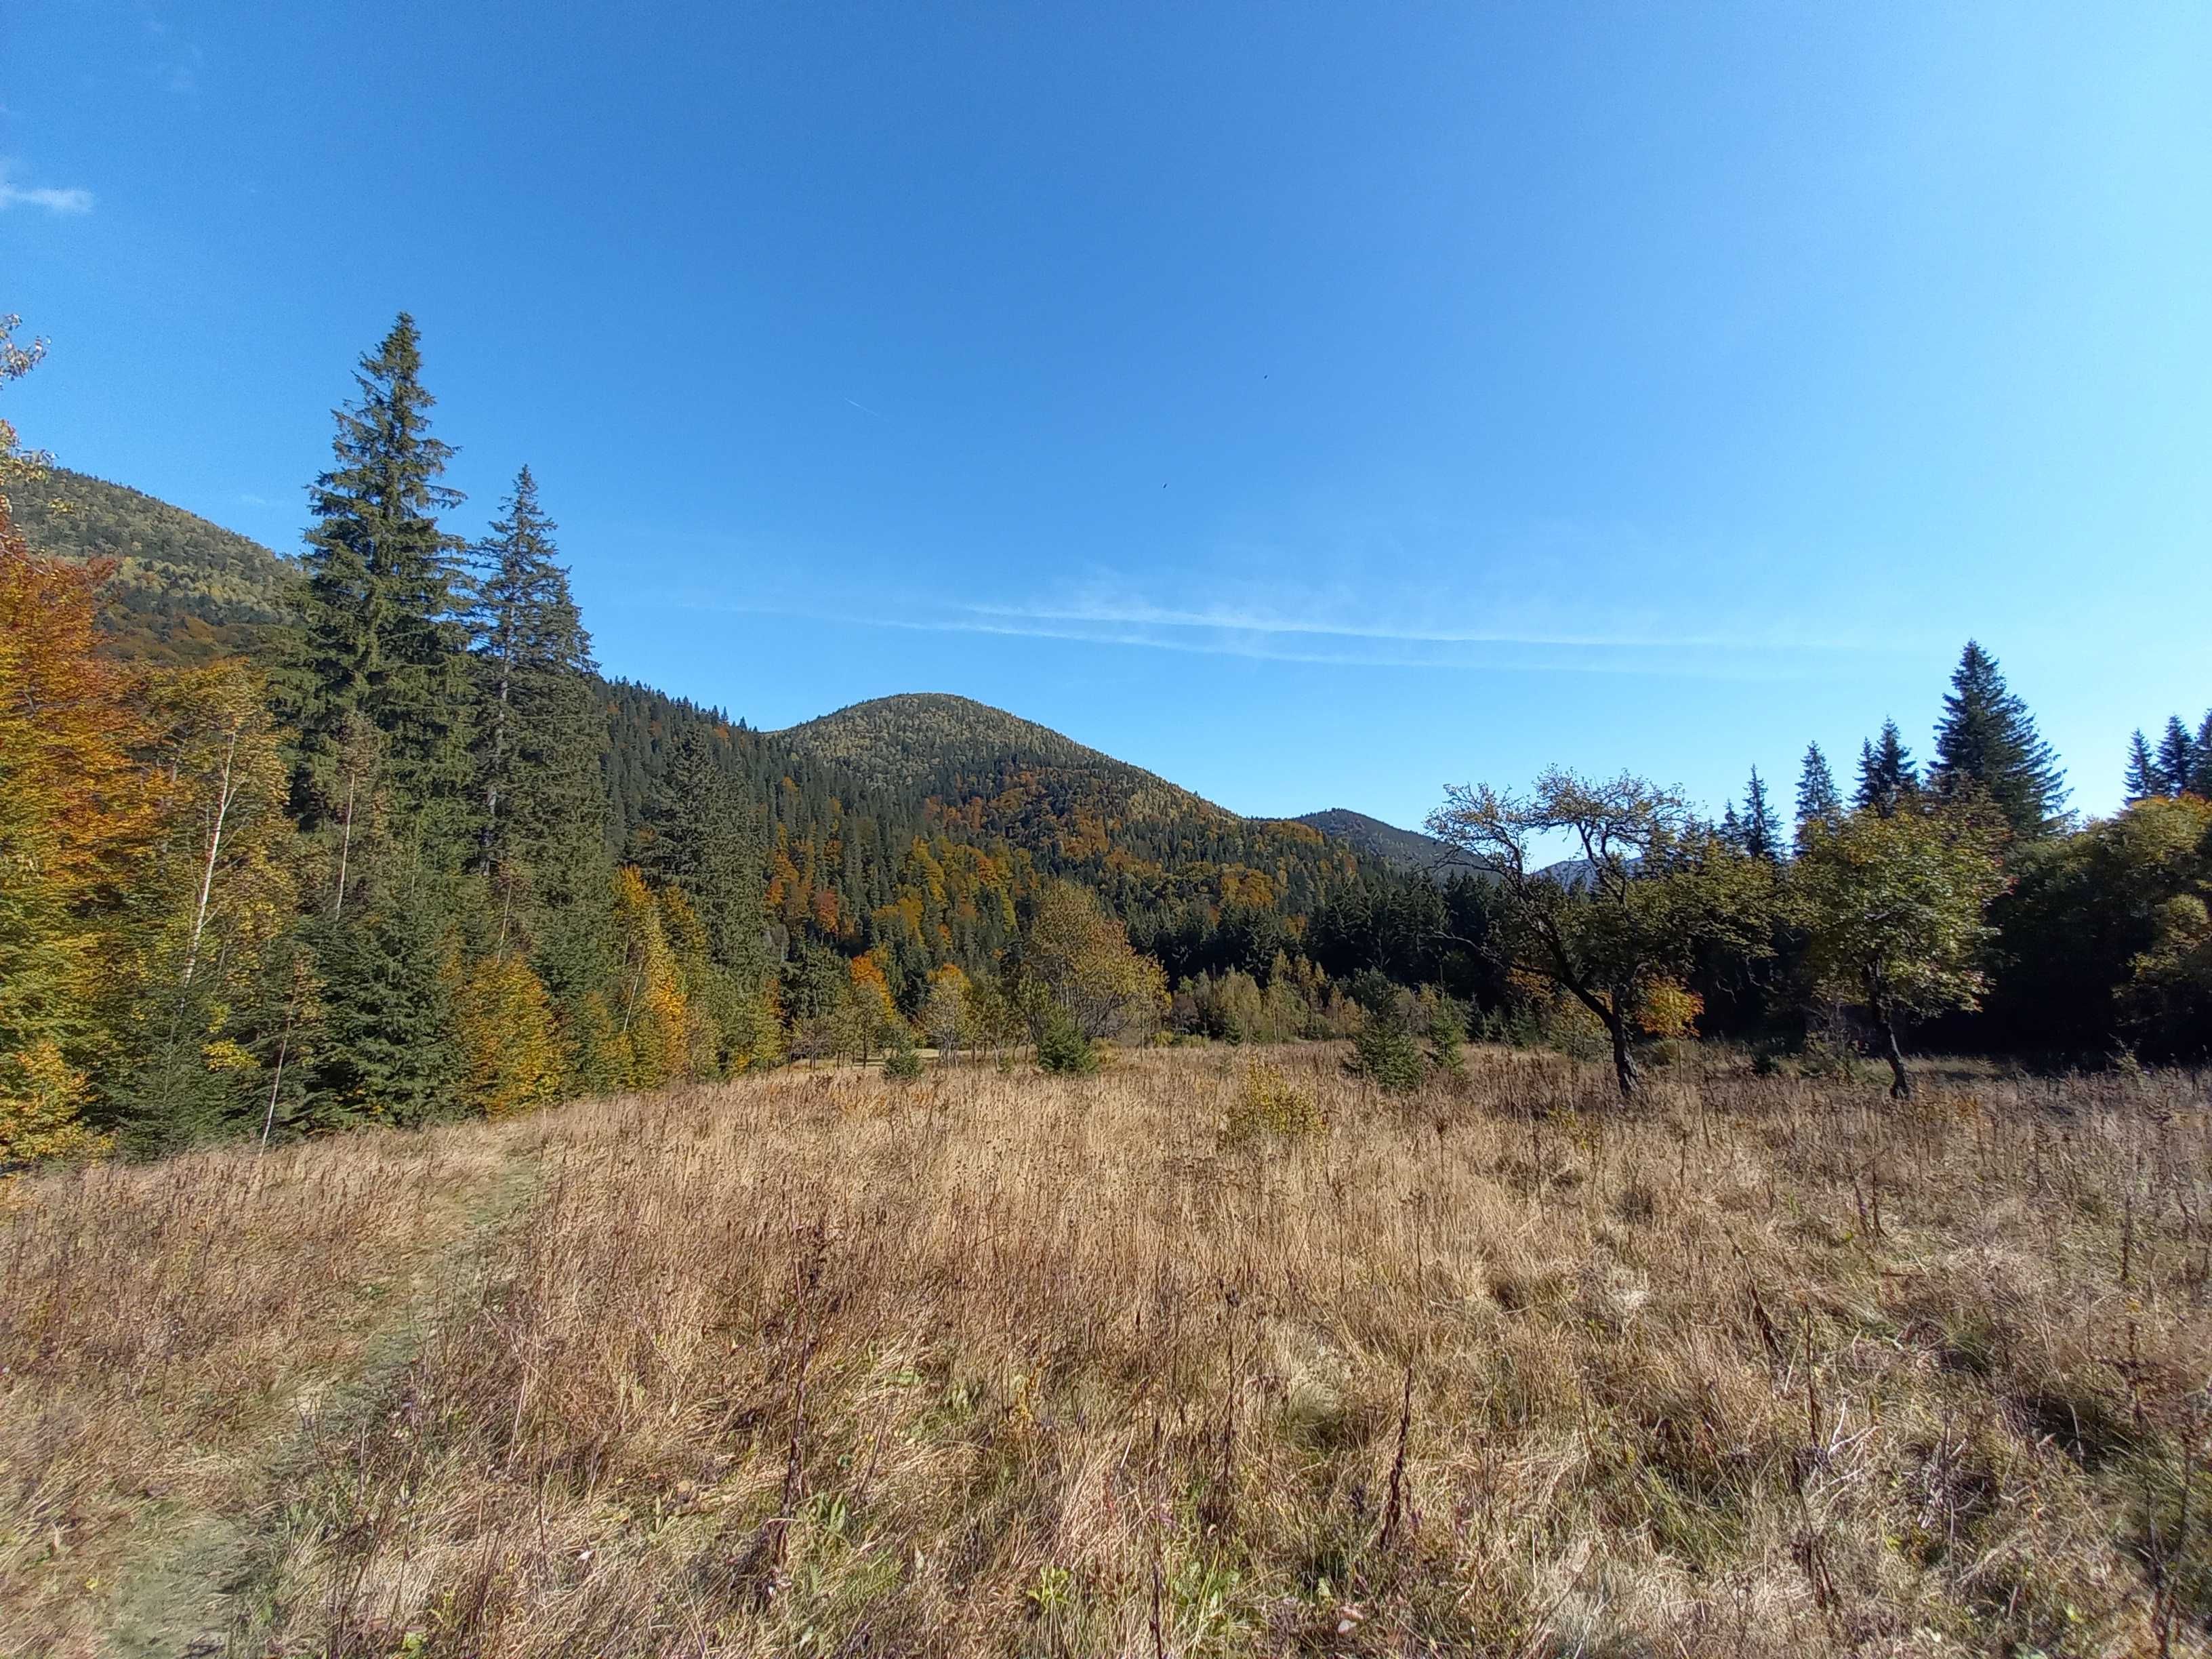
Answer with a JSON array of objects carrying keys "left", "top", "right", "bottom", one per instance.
[
  {"left": 1795, "top": 742, "right": 1841, "bottom": 833},
  {"left": 466, "top": 466, "right": 607, "bottom": 933},
  {"left": 2125, "top": 730, "right": 2160, "bottom": 803},
  {"left": 636, "top": 727, "right": 766, "bottom": 977},
  {"left": 286, "top": 314, "right": 473, "bottom": 872},
  {"left": 1929, "top": 640, "right": 2067, "bottom": 838},
  {"left": 1740, "top": 767, "right": 1780, "bottom": 861},
  {"left": 1856, "top": 720, "right": 1919, "bottom": 817},
  {"left": 2194, "top": 712, "right": 2212, "bottom": 797},
  {"left": 2154, "top": 715, "right": 2196, "bottom": 802}
]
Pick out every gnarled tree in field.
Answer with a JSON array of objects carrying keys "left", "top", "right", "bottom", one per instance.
[{"left": 1427, "top": 769, "right": 1775, "bottom": 1098}]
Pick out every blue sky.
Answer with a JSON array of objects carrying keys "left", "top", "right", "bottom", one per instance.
[{"left": 5, "top": 2, "right": 2209, "bottom": 829}]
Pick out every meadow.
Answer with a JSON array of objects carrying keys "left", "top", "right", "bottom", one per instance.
[{"left": 4, "top": 1044, "right": 2209, "bottom": 1657}]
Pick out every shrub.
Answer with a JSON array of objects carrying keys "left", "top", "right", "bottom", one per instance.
[
  {"left": 1350, "top": 1015, "right": 1424, "bottom": 1095},
  {"left": 1036, "top": 1013, "right": 1099, "bottom": 1076},
  {"left": 1221, "top": 1059, "right": 1326, "bottom": 1147},
  {"left": 882, "top": 1042, "right": 924, "bottom": 1080}
]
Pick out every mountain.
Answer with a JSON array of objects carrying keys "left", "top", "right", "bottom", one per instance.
[
  {"left": 11, "top": 467, "right": 293, "bottom": 664},
  {"left": 1295, "top": 808, "right": 1452, "bottom": 875},
  {"left": 778, "top": 694, "right": 1382, "bottom": 972}
]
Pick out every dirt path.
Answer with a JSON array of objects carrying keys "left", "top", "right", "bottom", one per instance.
[{"left": 98, "top": 1150, "right": 541, "bottom": 1659}]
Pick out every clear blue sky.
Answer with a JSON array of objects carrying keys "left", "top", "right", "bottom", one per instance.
[{"left": 7, "top": 3, "right": 2209, "bottom": 828}]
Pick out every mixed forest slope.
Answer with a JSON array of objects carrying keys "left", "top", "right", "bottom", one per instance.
[
  {"left": 11, "top": 467, "right": 293, "bottom": 664},
  {"left": 20, "top": 472, "right": 1441, "bottom": 999}
]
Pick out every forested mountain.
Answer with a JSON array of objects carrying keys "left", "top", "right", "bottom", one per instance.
[
  {"left": 11, "top": 467, "right": 293, "bottom": 664},
  {"left": 1294, "top": 808, "right": 1451, "bottom": 874},
  {"left": 16, "top": 450, "right": 1436, "bottom": 1023}
]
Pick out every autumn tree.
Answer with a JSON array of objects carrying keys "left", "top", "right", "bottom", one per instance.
[
  {"left": 1426, "top": 769, "right": 1776, "bottom": 1097},
  {"left": 112, "top": 663, "right": 303, "bottom": 1149},
  {"left": 0, "top": 325, "right": 144, "bottom": 1165},
  {"left": 1793, "top": 800, "right": 2008, "bottom": 1099},
  {"left": 1009, "top": 880, "right": 1167, "bottom": 1044}
]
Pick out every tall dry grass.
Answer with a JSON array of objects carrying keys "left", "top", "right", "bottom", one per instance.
[{"left": 3, "top": 1046, "right": 2209, "bottom": 1656}]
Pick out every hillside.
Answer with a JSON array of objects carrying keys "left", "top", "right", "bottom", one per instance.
[
  {"left": 1295, "top": 806, "right": 1451, "bottom": 874},
  {"left": 780, "top": 694, "right": 1387, "bottom": 971},
  {"left": 10, "top": 466, "right": 294, "bottom": 664}
]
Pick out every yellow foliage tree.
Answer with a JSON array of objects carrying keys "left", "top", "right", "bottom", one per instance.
[{"left": 453, "top": 953, "right": 565, "bottom": 1118}]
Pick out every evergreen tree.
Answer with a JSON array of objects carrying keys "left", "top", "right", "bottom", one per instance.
[
  {"left": 2194, "top": 712, "right": 2212, "bottom": 798},
  {"left": 299, "top": 900, "right": 463, "bottom": 1129},
  {"left": 466, "top": 466, "right": 607, "bottom": 930},
  {"left": 1929, "top": 640, "right": 2067, "bottom": 838},
  {"left": 2125, "top": 730, "right": 2160, "bottom": 802},
  {"left": 2154, "top": 715, "right": 2196, "bottom": 802},
  {"left": 1740, "top": 768, "right": 1779, "bottom": 861},
  {"left": 1795, "top": 742, "right": 1841, "bottom": 834},
  {"left": 636, "top": 727, "right": 765, "bottom": 977},
  {"left": 1856, "top": 720, "right": 1919, "bottom": 817},
  {"left": 285, "top": 314, "right": 473, "bottom": 869}
]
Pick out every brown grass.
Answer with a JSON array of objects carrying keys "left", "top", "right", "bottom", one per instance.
[{"left": 3, "top": 1045, "right": 2209, "bottom": 1656}]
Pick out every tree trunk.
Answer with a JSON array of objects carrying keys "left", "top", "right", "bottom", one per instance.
[
  {"left": 1875, "top": 1010, "right": 1912, "bottom": 1100},
  {"left": 1607, "top": 1013, "right": 1639, "bottom": 1100},
  {"left": 1864, "top": 975, "right": 1912, "bottom": 1100}
]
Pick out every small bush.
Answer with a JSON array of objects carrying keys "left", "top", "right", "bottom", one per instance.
[
  {"left": 1221, "top": 1059, "right": 1326, "bottom": 1147},
  {"left": 883, "top": 1043, "right": 924, "bottom": 1080},
  {"left": 1036, "top": 1015, "right": 1099, "bottom": 1076},
  {"left": 1350, "top": 1016, "right": 1425, "bottom": 1095}
]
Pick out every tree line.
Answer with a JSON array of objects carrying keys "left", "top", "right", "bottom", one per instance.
[{"left": 3, "top": 309, "right": 2207, "bottom": 1164}]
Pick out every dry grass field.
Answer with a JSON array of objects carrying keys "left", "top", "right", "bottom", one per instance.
[{"left": 4, "top": 1045, "right": 2210, "bottom": 1657}]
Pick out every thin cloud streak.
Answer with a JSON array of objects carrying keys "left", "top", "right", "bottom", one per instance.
[
  {"left": 614, "top": 590, "right": 1842, "bottom": 680},
  {"left": 967, "top": 597, "right": 1888, "bottom": 655},
  {"left": 0, "top": 174, "right": 94, "bottom": 213}
]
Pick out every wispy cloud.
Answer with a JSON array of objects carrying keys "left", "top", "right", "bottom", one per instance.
[
  {"left": 614, "top": 587, "right": 1872, "bottom": 680},
  {"left": 0, "top": 163, "right": 94, "bottom": 215}
]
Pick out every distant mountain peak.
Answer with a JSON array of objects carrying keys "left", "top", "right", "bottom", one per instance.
[{"left": 1294, "top": 808, "right": 1451, "bottom": 874}]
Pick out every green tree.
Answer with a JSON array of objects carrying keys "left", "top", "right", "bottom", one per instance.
[
  {"left": 466, "top": 466, "right": 607, "bottom": 935},
  {"left": 2154, "top": 715, "right": 2197, "bottom": 802},
  {"left": 1856, "top": 720, "right": 1919, "bottom": 817},
  {"left": 1795, "top": 742, "right": 1841, "bottom": 834},
  {"left": 285, "top": 314, "right": 474, "bottom": 872},
  {"left": 2125, "top": 730, "right": 2161, "bottom": 803},
  {"left": 1793, "top": 801, "right": 2009, "bottom": 1099},
  {"left": 1929, "top": 640, "right": 2067, "bottom": 839},
  {"left": 1739, "top": 767, "right": 1780, "bottom": 862},
  {"left": 1426, "top": 769, "right": 1776, "bottom": 1097},
  {"left": 636, "top": 727, "right": 764, "bottom": 979}
]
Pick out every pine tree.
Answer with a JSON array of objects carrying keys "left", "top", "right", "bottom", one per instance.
[
  {"left": 1929, "top": 640, "right": 2067, "bottom": 838},
  {"left": 2154, "top": 716, "right": 2196, "bottom": 802},
  {"left": 1856, "top": 720, "right": 1919, "bottom": 817},
  {"left": 1740, "top": 768, "right": 1779, "bottom": 861},
  {"left": 300, "top": 900, "right": 464, "bottom": 1129},
  {"left": 466, "top": 466, "right": 607, "bottom": 932},
  {"left": 286, "top": 314, "right": 473, "bottom": 870},
  {"left": 2125, "top": 730, "right": 2160, "bottom": 802},
  {"left": 1795, "top": 743, "right": 1841, "bottom": 834},
  {"left": 636, "top": 727, "right": 764, "bottom": 977},
  {"left": 2194, "top": 712, "right": 2212, "bottom": 798}
]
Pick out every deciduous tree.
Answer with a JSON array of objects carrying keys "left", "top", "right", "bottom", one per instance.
[
  {"left": 1426, "top": 769, "right": 1775, "bottom": 1097},
  {"left": 1793, "top": 801, "right": 2008, "bottom": 1098}
]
